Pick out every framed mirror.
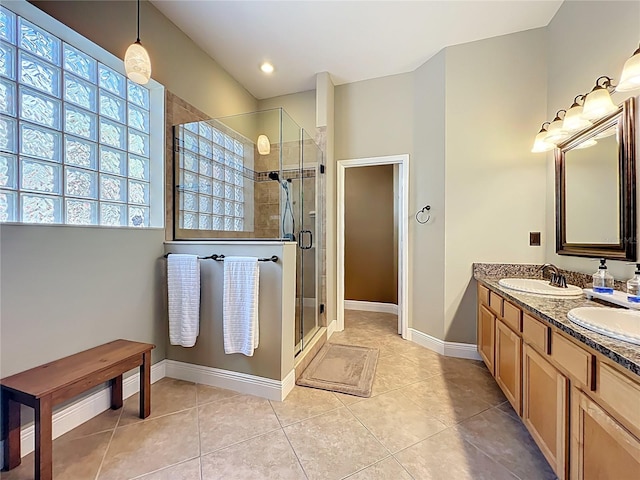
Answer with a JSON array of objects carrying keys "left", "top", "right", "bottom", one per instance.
[{"left": 555, "top": 97, "right": 636, "bottom": 260}]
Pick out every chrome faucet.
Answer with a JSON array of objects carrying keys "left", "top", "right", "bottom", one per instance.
[{"left": 538, "top": 263, "right": 568, "bottom": 288}]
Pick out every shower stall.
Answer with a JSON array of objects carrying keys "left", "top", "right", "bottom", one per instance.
[{"left": 173, "top": 108, "right": 323, "bottom": 356}]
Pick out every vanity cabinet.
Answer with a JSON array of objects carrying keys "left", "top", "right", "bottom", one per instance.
[
  {"left": 495, "top": 319, "right": 522, "bottom": 415},
  {"left": 478, "top": 302, "right": 496, "bottom": 374},
  {"left": 570, "top": 387, "right": 640, "bottom": 480},
  {"left": 523, "top": 344, "right": 568, "bottom": 479},
  {"left": 476, "top": 283, "right": 640, "bottom": 480}
]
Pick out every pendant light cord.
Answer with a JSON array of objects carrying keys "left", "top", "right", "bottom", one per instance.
[{"left": 136, "top": 0, "right": 141, "bottom": 43}]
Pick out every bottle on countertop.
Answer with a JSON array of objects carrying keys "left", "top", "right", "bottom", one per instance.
[
  {"left": 593, "top": 258, "right": 614, "bottom": 294},
  {"left": 627, "top": 264, "right": 640, "bottom": 303}
]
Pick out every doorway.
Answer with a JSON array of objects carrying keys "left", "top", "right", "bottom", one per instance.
[{"left": 337, "top": 154, "right": 409, "bottom": 338}]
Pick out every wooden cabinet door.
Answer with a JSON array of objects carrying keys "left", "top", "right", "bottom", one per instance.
[
  {"left": 571, "top": 387, "right": 640, "bottom": 480},
  {"left": 478, "top": 304, "right": 495, "bottom": 374},
  {"left": 495, "top": 319, "right": 522, "bottom": 415},
  {"left": 523, "top": 344, "right": 568, "bottom": 479}
]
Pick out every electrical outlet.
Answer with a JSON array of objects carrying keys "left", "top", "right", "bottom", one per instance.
[{"left": 530, "top": 232, "right": 541, "bottom": 246}]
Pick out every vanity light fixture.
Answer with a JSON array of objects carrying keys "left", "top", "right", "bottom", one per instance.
[
  {"left": 257, "top": 134, "right": 271, "bottom": 155},
  {"left": 583, "top": 76, "right": 617, "bottom": 120},
  {"left": 531, "top": 122, "right": 554, "bottom": 153},
  {"left": 545, "top": 110, "right": 570, "bottom": 145},
  {"left": 124, "top": 0, "right": 152, "bottom": 84},
  {"left": 617, "top": 43, "right": 640, "bottom": 92},
  {"left": 562, "top": 95, "right": 592, "bottom": 133}
]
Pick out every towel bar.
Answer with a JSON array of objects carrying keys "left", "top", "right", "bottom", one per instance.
[{"left": 163, "top": 253, "right": 278, "bottom": 262}]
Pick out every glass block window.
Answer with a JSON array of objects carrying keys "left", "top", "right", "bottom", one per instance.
[
  {"left": 0, "top": 6, "right": 155, "bottom": 226},
  {"left": 177, "top": 121, "right": 247, "bottom": 232}
]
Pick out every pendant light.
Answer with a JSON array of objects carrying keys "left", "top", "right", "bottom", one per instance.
[
  {"left": 257, "top": 134, "right": 271, "bottom": 155},
  {"left": 582, "top": 76, "right": 617, "bottom": 120},
  {"left": 562, "top": 95, "right": 592, "bottom": 133},
  {"left": 124, "top": 0, "right": 152, "bottom": 85},
  {"left": 617, "top": 43, "right": 640, "bottom": 92},
  {"left": 531, "top": 122, "right": 554, "bottom": 153},
  {"left": 545, "top": 110, "right": 570, "bottom": 145}
]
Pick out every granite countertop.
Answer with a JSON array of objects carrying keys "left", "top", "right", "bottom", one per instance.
[{"left": 475, "top": 275, "right": 640, "bottom": 378}]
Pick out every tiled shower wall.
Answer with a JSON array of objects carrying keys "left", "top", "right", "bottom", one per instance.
[
  {"left": 254, "top": 143, "right": 281, "bottom": 238},
  {"left": 165, "top": 91, "right": 210, "bottom": 240}
]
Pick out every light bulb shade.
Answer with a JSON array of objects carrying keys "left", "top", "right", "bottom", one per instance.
[
  {"left": 617, "top": 48, "right": 640, "bottom": 92},
  {"left": 545, "top": 118, "right": 570, "bottom": 144},
  {"left": 562, "top": 105, "right": 592, "bottom": 133},
  {"left": 257, "top": 134, "right": 270, "bottom": 155},
  {"left": 582, "top": 87, "right": 617, "bottom": 120},
  {"left": 124, "top": 41, "right": 151, "bottom": 85},
  {"left": 573, "top": 138, "right": 598, "bottom": 150},
  {"left": 531, "top": 131, "right": 554, "bottom": 153}
]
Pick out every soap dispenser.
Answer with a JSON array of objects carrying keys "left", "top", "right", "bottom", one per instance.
[
  {"left": 593, "top": 258, "right": 614, "bottom": 294},
  {"left": 627, "top": 264, "right": 640, "bottom": 303}
]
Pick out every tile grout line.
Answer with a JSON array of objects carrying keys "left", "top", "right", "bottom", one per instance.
[
  {"left": 127, "top": 456, "right": 201, "bottom": 480},
  {"left": 337, "top": 314, "right": 430, "bottom": 478},
  {"left": 343, "top": 401, "right": 393, "bottom": 462},
  {"left": 199, "top": 426, "right": 284, "bottom": 458},
  {"left": 456, "top": 435, "right": 521, "bottom": 479},
  {"left": 268, "top": 400, "right": 311, "bottom": 480},
  {"left": 338, "top": 454, "right": 394, "bottom": 479},
  {"left": 453, "top": 406, "right": 541, "bottom": 480},
  {"left": 195, "top": 384, "right": 203, "bottom": 474},
  {"left": 93, "top": 404, "right": 125, "bottom": 480},
  {"left": 276, "top": 403, "right": 345, "bottom": 429}
]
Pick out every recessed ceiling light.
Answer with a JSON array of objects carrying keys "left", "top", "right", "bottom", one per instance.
[{"left": 260, "top": 62, "right": 274, "bottom": 74}]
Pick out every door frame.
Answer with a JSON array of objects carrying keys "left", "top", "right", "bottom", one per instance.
[{"left": 337, "top": 154, "right": 409, "bottom": 339}]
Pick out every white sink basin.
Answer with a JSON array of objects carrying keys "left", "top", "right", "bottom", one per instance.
[
  {"left": 498, "top": 278, "right": 583, "bottom": 297},
  {"left": 568, "top": 307, "right": 640, "bottom": 345}
]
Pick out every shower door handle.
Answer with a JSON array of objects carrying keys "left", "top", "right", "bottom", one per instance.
[{"left": 299, "top": 230, "right": 313, "bottom": 249}]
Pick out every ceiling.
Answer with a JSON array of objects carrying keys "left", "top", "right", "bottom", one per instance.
[{"left": 151, "top": 0, "right": 563, "bottom": 100}]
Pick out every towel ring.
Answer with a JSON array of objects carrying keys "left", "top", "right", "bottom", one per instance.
[{"left": 415, "top": 205, "right": 431, "bottom": 224}]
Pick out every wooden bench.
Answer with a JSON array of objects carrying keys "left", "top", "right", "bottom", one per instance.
[{"left": 0, "top": 339, "right": 155, "bottom": 480}]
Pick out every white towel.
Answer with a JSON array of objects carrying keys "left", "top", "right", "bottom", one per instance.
[
  {"left": 223, "top": 257, "right": 260, "bottom": 356},
  {"left": 167, "top": 254, "right": 200, "bottom": 347}
]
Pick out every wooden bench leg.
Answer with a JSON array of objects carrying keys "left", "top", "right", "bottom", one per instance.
[
  {"left": 1, "top": 390, "right": 21, "bottom": 470},
  {"left": 110, "top": 375, "right": 123, "bottom": 410},
  {"left": 34, "top": 396, "right": 53, "bottom": 480},
  {"left": 139, "top": 351, "right": 151, "bottom": 419}
]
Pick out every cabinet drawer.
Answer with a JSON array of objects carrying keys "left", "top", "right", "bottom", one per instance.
[
  {"left": 503, "top": 301, "right": 522, "bottom": 333},
  {"left": 598, "top": 363, "right": 640, "bottom": 438},
  {"left": 523, "top": 313, "right": 550, "bottom": 354},
  {"left": 489, "top": 291, "right": 503, "bottom": 316},
  {"left": 551, "top": 332, "right": 594, "bottom": 389},
  {"left": 478, "top": 284, "right": 489, "bottom": 306}
]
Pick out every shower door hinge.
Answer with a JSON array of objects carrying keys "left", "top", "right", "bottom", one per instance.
[
  {"left": 320, "top": 304, "right": 325, "bottom": 314},
  {"left": 320, "top": 164, "right": 325, "bottom": 174}
]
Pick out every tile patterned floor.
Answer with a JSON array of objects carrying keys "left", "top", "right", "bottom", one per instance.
[{"left": 1, "top": 310, "right": 556, "bottom": 479}]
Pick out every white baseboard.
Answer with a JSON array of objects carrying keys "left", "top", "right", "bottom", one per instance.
[
  {"left": 327, "top": 319, "right": 337, "bottom": 338},
  {"left": 409, "top": 329, "right": 482, "bottom": 361},
  {"left": 1, "top": 360, "right": 166, "bottom": 463},
  {"left": 165, "top": 360, "right": 294, "bottom": 401},
  {"left": 280, "top": 370, "right": 296, "bottom": 400},
  {"left": 344, "top": 300, "right": 398, "bottom": 315}
]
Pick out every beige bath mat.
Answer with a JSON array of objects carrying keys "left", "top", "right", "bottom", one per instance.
[{"left": 296, "top": 343, "right": 379, "bottom": 397}]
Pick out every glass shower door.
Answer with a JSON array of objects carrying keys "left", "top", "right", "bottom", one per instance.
[{"left": 298, "top": 130, "right": 321, "bottom": 351}]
